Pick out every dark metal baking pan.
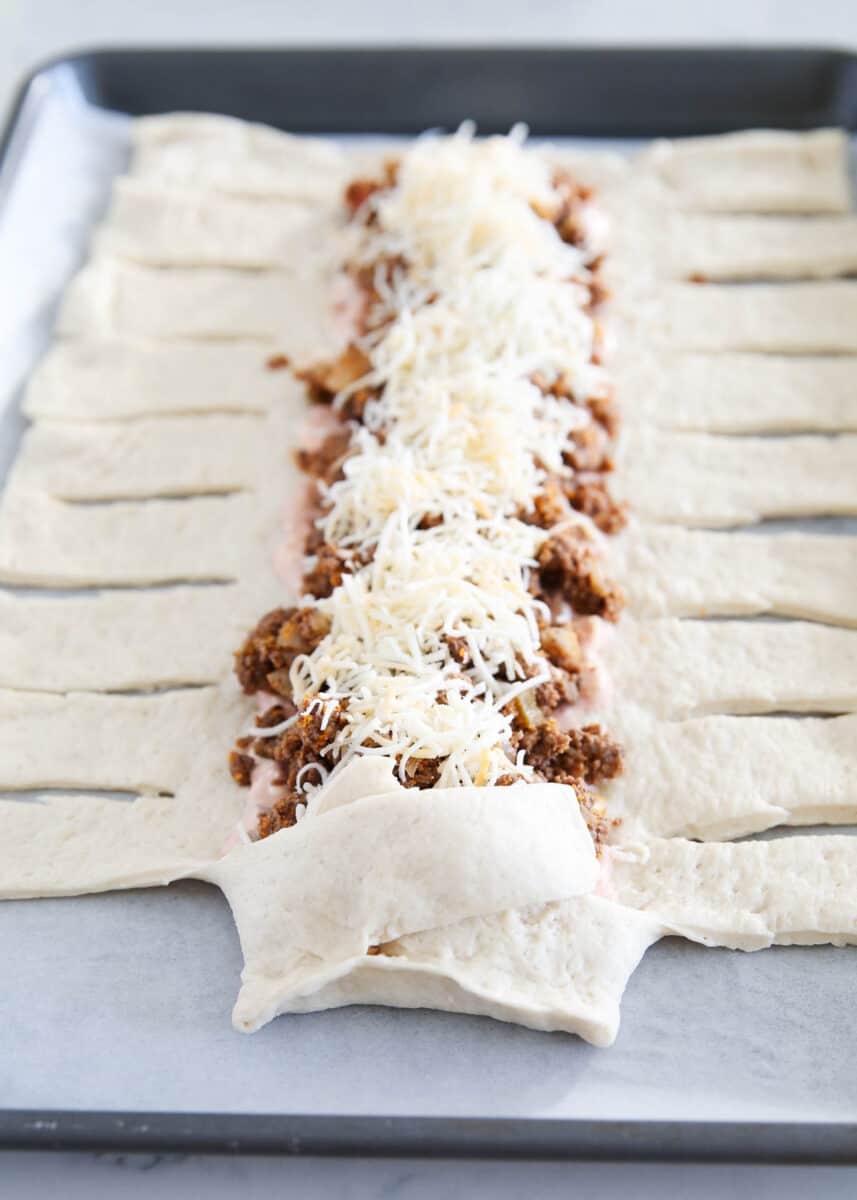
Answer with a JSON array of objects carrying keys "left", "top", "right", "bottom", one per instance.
[{"left": 2, "top": 45, "right": 857, "bottom": 1163}]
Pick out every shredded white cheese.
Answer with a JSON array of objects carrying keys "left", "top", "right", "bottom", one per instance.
[{"left": 292, "top": 126, "right": 606, "bottom": 800}]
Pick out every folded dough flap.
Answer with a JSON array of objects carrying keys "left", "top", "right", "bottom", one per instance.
[
  {"left": 281, "top": 896, "right": 663, "bottom": 1048},
  {"left": 611, "top": 836, "right": 857, "bottom": 951},
  {"left": 204, "top": 757, "right": 601, "bottom": 1033},
  {"left": 616, "top": 523, "right": 857, "bottom": 626}
]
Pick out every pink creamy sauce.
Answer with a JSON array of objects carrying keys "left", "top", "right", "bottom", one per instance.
[
  {"left": 222, "top": 760, "right": 287, "bottom": 855},
  {"left": 272, "top": 480, "right": 318, "bottom": 594},
  {"left": 594, "top": 848, "right": 616, "bottom": 900},
  {"left": 555, "top": 615, "right": 615, "bottom": 728},
  {"left": 272, "top": 404, "right": 340, "bottom": 592},
  {"left": 552, "top": 611, "right": 618, "bottom": 899},
  {"left": 222, "top": 692, "right": 294, "bottom": 855},
  {"left": 329, "top": 270, "right": 365, "bottom": 342},
  {"left": 225, "top": 313, "right": 350, "bottom": 856}
]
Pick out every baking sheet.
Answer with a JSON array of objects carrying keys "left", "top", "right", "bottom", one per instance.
[{"left": 1, "top": 65, "right": 856, "bottom": 1129}]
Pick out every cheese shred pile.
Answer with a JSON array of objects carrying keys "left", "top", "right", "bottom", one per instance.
[{"left": 294, "top": 126, "right": 607, "bottom": 793}]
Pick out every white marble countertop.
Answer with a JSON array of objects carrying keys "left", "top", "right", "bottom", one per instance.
[
  {"left": 4, "top": 1153, "right": 857, "bottom": 1198},
  {"left": 3, "top": 0, "right": 857, "bottom": 1193}
]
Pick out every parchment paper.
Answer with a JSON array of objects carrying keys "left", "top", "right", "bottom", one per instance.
[{"left": 0, "top": 69, "right": 855, "bottom": 1122}]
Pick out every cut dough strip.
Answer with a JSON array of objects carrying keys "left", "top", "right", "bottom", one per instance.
[
  {"left": 12, "top": 414, "right": 272, "bottom": 501},
  {"left": 0, "top": 682, "right": 248, "bottom": 898},
  {"left": 131, "top": 113, "right": 351, "bottom": 202},
  {"left": 606, "top": 617, "right": 857, "bottom": 719},
  {"left": 0, "top": 773, "right": 241, "bottom": 899},
  {"left": 95, "top": 179, "right": 341, "bottom": 269},
  {"left": 640, "top": 128, "right": 850, "bottom": 213},
  {"left": 0, "top": 488, "right": 270, "bottom": 587},
  {"left": 12, "top": 414, "right": 269, "bottom": 501},
  {"left": 620, "top": 353, "right": 857, "bottom": 434},
  {"left": 0, "top": 584, "right": 279, "bottom": 692},
  {"left": 639, "top": 282, "right": 857, "bottom": 354},
  {"left": 0, "top": 687, "right": 222, "bottom": 793},
  {"left": 58, "top": 259, "right": 338, "bottom": 355},
  {"left": 617, "top": 523, "right": 857, "bottom": 626},
  {"left": 23, "top": 338, "right": 293, "bottom": 422},
  {"left": 663, "top": 214, "right": 857, "bottom": 281},
  {"left": 608, "top": 708, "right": 857, "bottom": 840},
  {"left": 611, "top": 835, "right": 857, "bottom": 950},
  {"left": 619, "top": 431, "right": 857, "bottom": 525}
]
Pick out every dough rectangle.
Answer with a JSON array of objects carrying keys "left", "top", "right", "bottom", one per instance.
[
  {"left": 649, "top": 282, "right": 857, "bottom": 354},
  {"left": 23, "top": 338, "right": 293, "bottom": 422},
  {"left": 641, "top": 128, "right": 851, "bottom": 213},
  {"left": 622, "top": 353, "right": 857, "bottom": 434}
]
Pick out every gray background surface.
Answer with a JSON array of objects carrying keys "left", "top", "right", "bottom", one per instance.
[{"left": 3, "top": 1, "right": 857, "bottom": 1195}]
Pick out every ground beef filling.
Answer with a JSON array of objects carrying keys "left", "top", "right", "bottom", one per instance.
[
  {"left": 512, "top": 720, "right": 623, "bottom": 788},
  {"left": 566, "top": 479, "right": 628, "bottom": 535},
  {"left": 228, "top": 164, "right": 627, "bottom": 849},
  {"left": 258, "top": 701, "right": 350, "bottom": 838},
  {"left": 234, "top": 606, "right": 331, "bottom": 698},
  {"left": 296, "top": 342, "right": 373, "bottom": 409},
  {"left": 535, "top": 528, "right": 625, "bottom": 622},
  {"left": 302, "top": 540, "right": 375, "bottom": 600},
  {"left": 296, "top": 427, "right": 353, "bottom": 486}
]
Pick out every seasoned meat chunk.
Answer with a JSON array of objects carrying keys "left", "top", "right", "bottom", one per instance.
[
  {"left": 228, "top": 751, "right": 254, "bottom": 787},
  {"left": 297, "top": 427, "right": 353, "bottom": 484},
  {"left": 234, "top": 606, "right": 331, "bottom": 695},
  {"left": 564, "top": 478, "right": 627, "bottom": 535},
  {"left": 563, "top": 424, "right": 613, "bottom": 473},
  {"left": 400, "top": 756, "right": 442, "bottom": 789},
  {"left": 297, "top": 343, "right": 372, "bottom": 402},
  {"left": 302, "top": 541, "right": 375, "bottom": 599},
  {"left": 514, "top": 719, "right": 623, "bottom": 788},
  {"left": 523, "top": 477, "right": 568, "bottom": 529},
  {"left": 536, "top": 529, "right": 624, "bottom": 621},
  {"left": 539, "top": 624, "right": 583, "bottom": 674}
]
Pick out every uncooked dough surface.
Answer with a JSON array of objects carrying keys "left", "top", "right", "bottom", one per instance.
[
  {"left": 24, "top": 338, "right": 293, "bottom": 421},
  {"left": 640, "top": 281, "right": 857, "bottom": 353},
  {"left": 616, "top": 523, "right": 857, "bottom": 626},
  {"left": 58, "top": 258, "right": 339, "bottom": 354},
  {"left": 606, "top": 617, "right": 857, "bottom": 719},
  {"left": 96, "top": 178, "right": 341, "bottom": 269},
  {"left": 612, "top": 836, "right": 857, "bottom": 950},
  {"left": 608, "top": 708, "right": 857, "bottom": 840},
  {"left": 1, "top": 120, "right": 855, "bottom": 1050},
  {"left": 619, "top": 431, "right": 857, "bottom": 525},
  {"left": 620, "top": 352, "right": 857, "bottom": 433},
  {"left": 640, "top": 128, "right": 851, "bottom": 213}
]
